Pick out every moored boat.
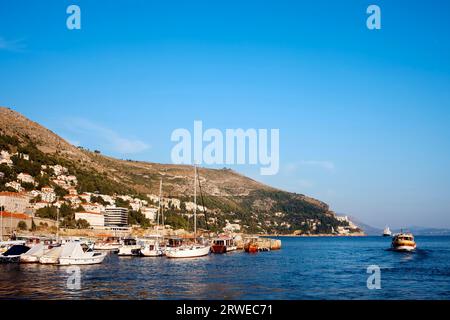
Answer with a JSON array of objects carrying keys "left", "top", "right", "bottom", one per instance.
[
  {"left": 58, "top": 242, "right": 107, "bottom": 265},
  {"left": 20, "top": 243, "right": 50, "bottom": 263},
  {"left": 39, "top": 245, "right": 63, "bottom": 264},
  {"left": 0, "top": 245, "right": 30, "bottom": 263},
  {"left": 94, "top": 236, "right": 121, "bottom": 251},
  {"left": 391, "top": 232, "right": 416, "bottom": 252},
  {"left": 117, "top": 238, "right": 141, "bottom": 256},
  {"left": 211, "top": 237, "right": 237, "bottom": 254}
]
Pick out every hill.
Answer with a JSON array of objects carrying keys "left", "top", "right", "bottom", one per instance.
[{"left": 0, "top": 106, "right": 360, "bottom": 234}]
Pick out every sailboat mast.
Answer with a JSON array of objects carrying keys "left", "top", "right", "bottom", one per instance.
[
  {"left": 157, "top": 179, "right": 162, "bottom": 228},
  {"left": 194, "top": 164, "right": 197, "bottom": 241}
]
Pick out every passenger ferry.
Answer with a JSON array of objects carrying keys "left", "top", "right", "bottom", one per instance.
[{"left": 391, "top": 232, "right": 417, "bottom": 252}]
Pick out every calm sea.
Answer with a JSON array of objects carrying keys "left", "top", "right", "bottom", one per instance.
[{"left": 1, "top": 236, "right": 449, "bottom": 300}]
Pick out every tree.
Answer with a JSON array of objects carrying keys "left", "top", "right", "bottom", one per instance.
[
  {"left": 17, "top": 221, "right": 27, "bottom": 230},
  {"left": 35, "top": 206, "right": 57, "bottom": 220},
  {"left": 76, "top": 219, "right": 90, "bottom": 229}
]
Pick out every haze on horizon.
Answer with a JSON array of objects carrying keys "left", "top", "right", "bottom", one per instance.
[{"left": 0, "top": 1, "right": 449, "bottom": 229}]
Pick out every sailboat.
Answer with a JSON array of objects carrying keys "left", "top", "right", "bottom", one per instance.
[
  {"left": 140, "top": 179, "right": 165, "bottom": 257},
  {"left": 166, "top": 165, "right": 210, "bottom": 259}
]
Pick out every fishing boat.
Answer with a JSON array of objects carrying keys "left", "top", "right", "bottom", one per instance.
[
  {"left": 211, "top": 236, "right": 237, "bottom": 254},
  {"left": 391, "top": 232, "right": 417, "bottom": 252},
  {"left": 139, "top": 236, "right": 165, "bottom": 257},
  {"left": 94, "top": 236, "right": 121, "bottom": 251},
  {"left": 166, "top": 165, "right": 210, "bottom": 259},
  {"left": 117, "top": 238, "right": 141, "bottom": 256},
  {"left": 0, "top": 244, "right": 30, "bottom": 263},
  {"left": 39, "top": 245, "right": 63, "bottom": 264},
  {"left": 383, "top": 226, "right": 392, "bottom": 237},
  {"left": 20, "top": 243, "right": 50, "bottom": 263},
  {"left": 58, "top": 242, "right": 107, "bottom": 265}
]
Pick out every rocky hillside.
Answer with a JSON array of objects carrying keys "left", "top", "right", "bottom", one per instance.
[{"left": 0, "top": 106, "right": 359, "bottom": 234}]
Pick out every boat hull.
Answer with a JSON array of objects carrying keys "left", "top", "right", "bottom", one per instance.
[
  {"left": 118, "top": 245, "right": 141, "bottom": 256},
  {"left": 166, "top": 246, "right": 210, "bottom": 259},
  {"left": 58, "top": 253, "right": 106, "bottom": 265},
  {"left": 39, "top": 256, "right": 60, "bottom": 264}
]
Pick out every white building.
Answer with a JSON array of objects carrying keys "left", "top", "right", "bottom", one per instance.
[
  {"left": 81, "top": 203, "right": 105, "bottom": 214},
  {"left": 105, "top": 207, "right": 128, "bottom": 227},
  {"left": 49, "top": 165, "right": 68, "bottom": 176},
  {"left": 0, "top": 192, "right": 30, "bottom": 213},
  {"left": 5, "top": 181, "right": 24, "bottom": 192},
  {"left": 75, "top": 211, "right": 105, "bottom": 228},
  {"left": 142, "top": 207, "right": 158, "bottom": 221},
  {"left": 0, "top": 150, "right": 13, "bottom": 166},
  {"left": 17, "top": 173, "right": 35, "bottom": 184}
]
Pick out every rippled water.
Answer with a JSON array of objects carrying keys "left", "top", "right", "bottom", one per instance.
[{"left": 1, "top": 236, "right": 449, "bottom": 300}]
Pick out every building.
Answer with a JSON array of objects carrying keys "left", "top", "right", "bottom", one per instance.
[
  {"left": 75, "top": 211, "right": 105, "bottom": 228},
  {"left": 5, "top": 181, "right": 24, "bottom": 192},
  {"left": 0, "top": 192, "right": 30, "bottom": 213},
  {"left": 0, "top": 211, "right": 32, "bottom": 238},
  {"left": 0, "top": 150, "right": 13, "bottom": 166},
  {"left": 17, "top": 173, "right": 35, "bottom": 185},
  {"left": 105, "top": 207, "right": 128, "bottom": 227},
  {"left": 142, "top": 207, "right": 158, "bottom": 221}
]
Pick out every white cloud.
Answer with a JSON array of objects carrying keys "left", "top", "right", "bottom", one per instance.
[
  {"left": 64, "top": 118, "right": 150, "bottom": 154},
  {"left": 0, "top": 37, "right": 26, "bottom": 52}
]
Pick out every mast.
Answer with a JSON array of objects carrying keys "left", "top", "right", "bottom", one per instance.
[
  {"left": 194, "top": 164, "right": 197, "bottom": 241},
  {"left": 157, "top": 179, "right": 162, "bottom": 229}
]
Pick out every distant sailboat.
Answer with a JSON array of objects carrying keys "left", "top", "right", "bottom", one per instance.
[{"left": 383, "top": 226, "right": 392, "bottom": 237}]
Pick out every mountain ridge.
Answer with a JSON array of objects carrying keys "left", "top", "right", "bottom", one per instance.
[{"left": 0, "top": 106, "right": 358, "bottom": 234}]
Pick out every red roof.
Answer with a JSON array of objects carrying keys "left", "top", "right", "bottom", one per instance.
[
  {"left": 0, "top": 211, "right": 31, "bottom": 220},
  {"left": 0, "top": 191, "right": 26, "bottom": 198}
]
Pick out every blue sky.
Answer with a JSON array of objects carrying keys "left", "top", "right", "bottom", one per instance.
[{"left": 1, "top": 0, "right": 449, "bottom": 228}]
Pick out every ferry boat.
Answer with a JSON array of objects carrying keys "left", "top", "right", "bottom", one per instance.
[
  {"left": 211, "top": 237, "right": 237, "bottom": 254},
  {"left": 391, "top": 232, "right": 416, "bottom": 252},
  {"left": 383, "top": 226, "right": 392, "bottom": 237}
]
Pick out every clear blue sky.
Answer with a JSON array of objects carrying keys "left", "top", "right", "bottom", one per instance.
[{"left": 1, "top": 0, "right": 449, "bottom": 228}]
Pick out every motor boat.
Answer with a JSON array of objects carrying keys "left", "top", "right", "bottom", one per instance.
[
  {"left": 211, "top": 237, "right": 237, "bottom": 254},
  {"left": 139, "top": 237, "right": 164, "bottom": 257},
  {"left": 39, "top": 245, "right": 63, "bottom": 264},
  {"left": 94, "top": 237, "right": 121, "bottom": 251},
  {"left": 58, "top": 242, "right": 107, "bottom": 265},
  {"left": 383, "top": 227, "right": 392, "bottom": 237},
  {"left": 391, "top": 232, "right": 417, "bottom": 252},
  {"left": 118, "top": 238, "right": 141, "bottom": 256},
  {"left": 0, "top": 244, "right": 30, "bottom": 263},
  {"left": 20, "top": 243, "right": 50, "bottom": 263},
  {"left": 165, "top": 244, "right": 210, "bottom": 258}
]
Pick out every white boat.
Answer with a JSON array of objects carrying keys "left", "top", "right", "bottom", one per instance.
[
  {"left": 94, "top": 237, "right": 121, "bottom": 251},
  {"left": 118, "top": 238, "right": 141, "bottom": 256},
  {"left": 0, "top": 245, "right": 30, "bottom": 263},
  {"left": 383, "top": 226, "right": 392, "bottom": 237},
  {"left": 20, "top": 243, "right": 50, "bottom": 263},
  {"left": 140, "top": 238, "right": 164, "bottom": 257},
  {"left": 39, "top": 245, "right": 63, "bottom": 264},
  {"left": 166, "top": 165, "right": 210, "bottom": 259},
  {"left": 58, "top": 242, "right": 107, "bottom": 265},
  {"left": 166, "top": 244, "right": 210, "bottom": 258}
]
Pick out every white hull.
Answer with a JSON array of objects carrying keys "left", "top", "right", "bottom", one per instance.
[
  {"left": 140, "top": 248, "right": 164, "bottom": 257},
  {"left": 166, "top": 245, "right": 210, "bottom": 259},
  {"left": 59, "top": 253, "right": 106, "bottom": 265},
  {"left": 118, "top": 245, "right": 141, "bottom": 256},
  {"left": 20, "top": 255, "right": 41, "bottom": 263},
  {"left": 393, "top": 245, "right": 416, "bottom": 252},
  {"left": 94, "top": 244, "right": 121, "bottom": 251},
  {"left": 39, "top": 256, "right": 60, "bottom": 264}
]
